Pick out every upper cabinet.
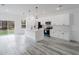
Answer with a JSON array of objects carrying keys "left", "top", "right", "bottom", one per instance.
[{"left": 52, "top": 13, "right": 70, "bottom": 25}]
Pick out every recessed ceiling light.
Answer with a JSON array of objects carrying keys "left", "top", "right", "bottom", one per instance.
[
  {"left": 35, "top": 6, "right": 38, "bottom": 9},
  {"left": 1, "top": 4, "right": 5, "bottom": 6},
  {"left": 56, "top": 7, "right": 60, "bottom": 10},
  {"left": 5, "top": 9, "right": 9, "bottom": 12},
  {"left": 56, "top": 5, "right": 63, "bottom": 11}
]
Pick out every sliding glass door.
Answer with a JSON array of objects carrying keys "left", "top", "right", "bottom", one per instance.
[{"left": 0, "top": 21, "right": 14, "bottom": 35}]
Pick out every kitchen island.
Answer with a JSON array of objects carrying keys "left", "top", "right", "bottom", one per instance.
[{"left": 25, "top": 28, "right": 44, "bottom": 41}]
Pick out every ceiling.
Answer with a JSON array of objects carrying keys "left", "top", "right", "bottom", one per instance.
[{"left": 0, "top": 4, "right": 79, "bottom": 20}]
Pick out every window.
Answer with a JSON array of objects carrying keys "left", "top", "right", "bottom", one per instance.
[
  {"left": 7, "top": 21, "right": 14, "bottom": 30},
  {"left": 21, "top": 20, "right": 26, "bottom": 28},
  {"left": 0, "top": 21, "right": 14, "bottom": 35}
]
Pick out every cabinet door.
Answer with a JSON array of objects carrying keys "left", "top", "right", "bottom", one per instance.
[
  {"left": 63, "top": 31, "right": 69, "bottom": 40},
  {"left": 54, "top": 14, "right": 69, "bottom": 25},
  {"left": 61, "top": 14, "right": 69, "bottom": 25},
  {"left": 50, "top": 29, "right": 54, "bottom": 37},
  {"left": 54, "top": 15, "right": 62, "bottom": 25}
]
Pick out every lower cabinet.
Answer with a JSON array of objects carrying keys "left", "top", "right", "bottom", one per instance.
[
  {"left": 50, "top": 26, "right": 70, "bottom": 41},
  {"left": 36, "top": 29, "right": 44, "bottom": 41}
]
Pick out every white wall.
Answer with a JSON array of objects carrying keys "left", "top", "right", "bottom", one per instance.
[{"left": 69, "top": 8, "right": 79, "bottom": 42}]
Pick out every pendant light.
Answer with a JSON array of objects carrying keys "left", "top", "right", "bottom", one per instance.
[{"left": 35, "top": 6, "right": 39, "bottom": 19}]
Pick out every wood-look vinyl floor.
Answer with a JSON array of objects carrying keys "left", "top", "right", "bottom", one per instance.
[{"left": 22, "top": 37, "right": 79, "bottom": 55}]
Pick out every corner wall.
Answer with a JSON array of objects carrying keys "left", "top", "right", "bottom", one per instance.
[{"left": 69, "top": 8, "right": 79, "bottom": 42}]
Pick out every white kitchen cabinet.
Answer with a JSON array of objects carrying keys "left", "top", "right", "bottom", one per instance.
[
  {"left": 63, "top": 31, "right": 70, "bottom": 40},
  {"left": 50, "top": 25, "right": 70, "bottom": 40},
  {"left": 50, "top": 13, "right": 70, "bottom": 40},
  {"left": 53, "top": 13, "right": 69, "bottom": 25},
  {"left": 50, "top": 29, "right": 54, "bottom": 37}
]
